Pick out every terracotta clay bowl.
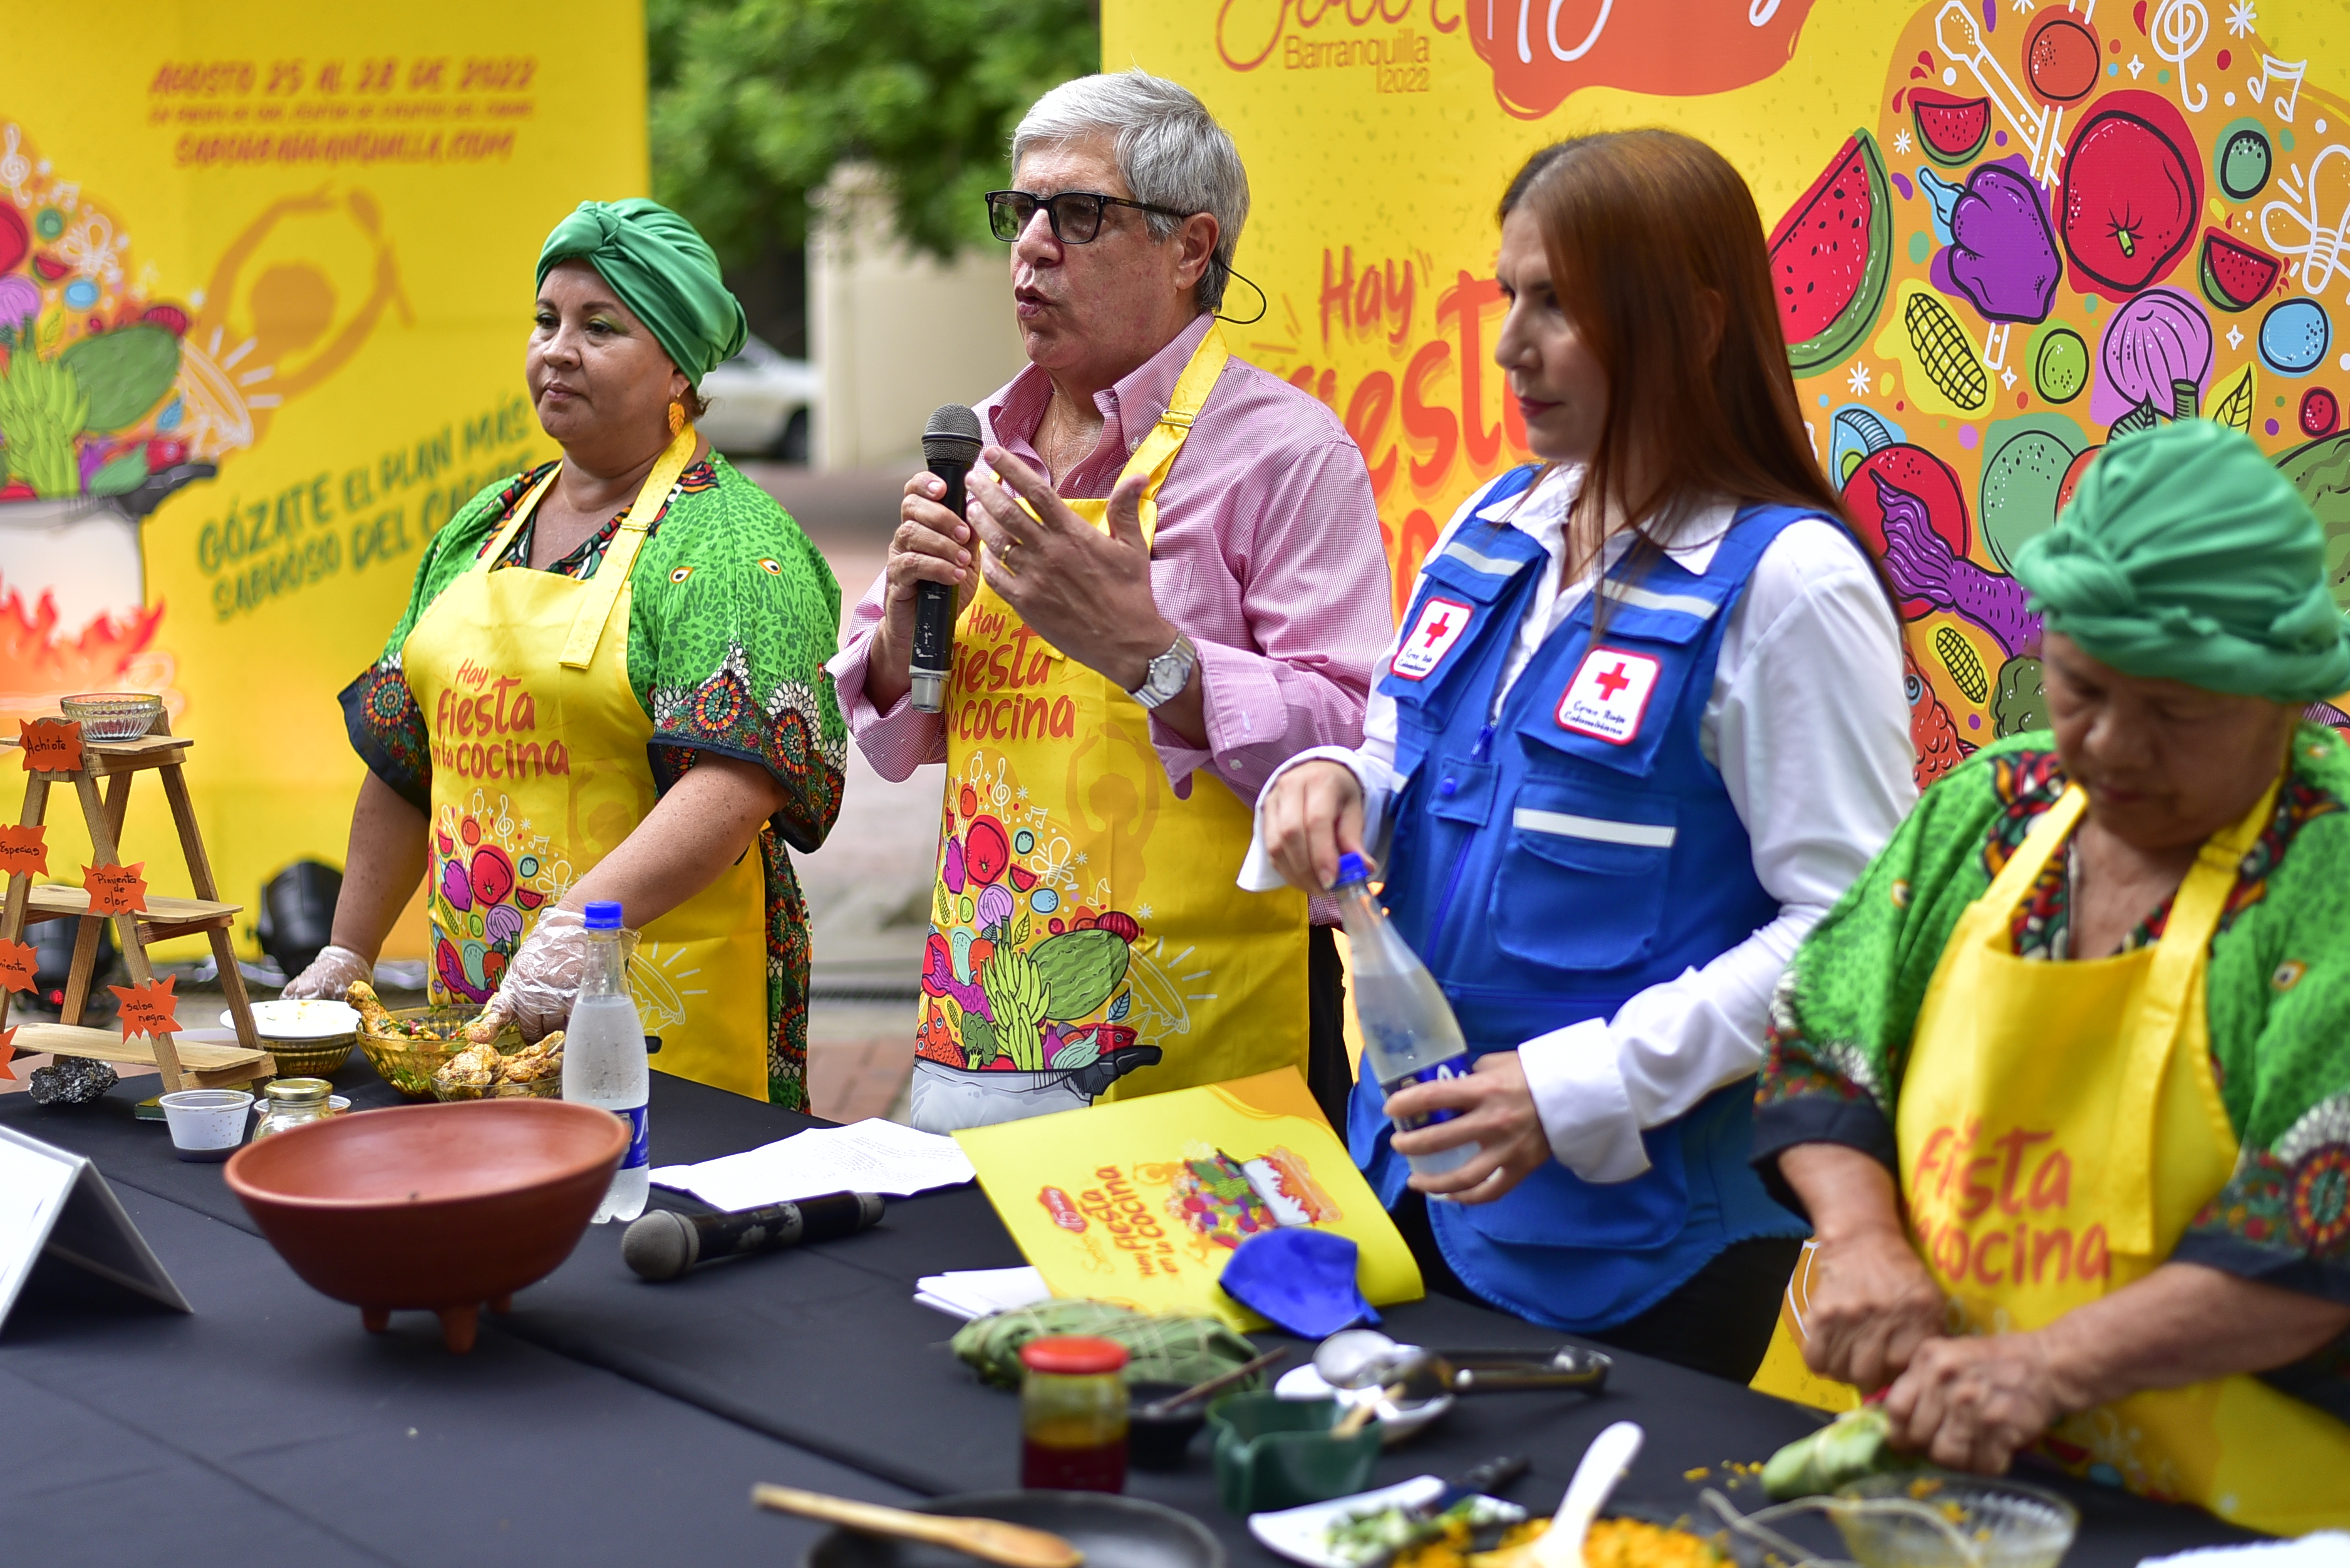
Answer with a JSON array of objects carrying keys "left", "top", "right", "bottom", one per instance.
[{"left": 224, "top": 1098, "right": 626, "bottom": 1352}]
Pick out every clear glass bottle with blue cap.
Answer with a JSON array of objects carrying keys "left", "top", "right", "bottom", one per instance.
[
  {"left": 562, "top": 900, "right": 650, "bottom": 1222},
  {"left": 1331, "top": 852, "right": 1479, "bottom": 1177}
]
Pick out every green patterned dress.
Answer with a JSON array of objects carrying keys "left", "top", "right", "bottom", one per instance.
[
  {"left": 1756, "top": 725, "right": 2350, "bottom": 1418},
  {"left": 340, "top": 454, "right": 847, "bottom": 1106}
]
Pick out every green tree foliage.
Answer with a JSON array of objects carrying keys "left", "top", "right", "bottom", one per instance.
[{"left": 648, "top": 0, "right": 1100, "bottom": 275}]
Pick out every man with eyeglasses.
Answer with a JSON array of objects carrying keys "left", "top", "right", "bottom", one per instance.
[{"left": 829, "top": 69, "right": 1392, "bottom": 1133}]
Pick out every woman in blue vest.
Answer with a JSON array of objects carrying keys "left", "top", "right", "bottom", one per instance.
[{"left": 1243, "top": 131, "right": 1914, "bottom": 1380}]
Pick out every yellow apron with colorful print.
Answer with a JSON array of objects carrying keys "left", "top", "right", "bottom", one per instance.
[
  {"left": 1759, "top": 780, "right": 2350, "bottom": 1532},
  {"left": 907, "top": 324, "right": 1310, "bottom": 1132},
  {"left": 401, "top": 428, "right": 772, "bottom": 1101}
]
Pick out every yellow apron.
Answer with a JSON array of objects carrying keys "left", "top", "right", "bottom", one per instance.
[
  {"left": 1757, "top": 779, "right": 2350, "bottom": 1531},
  {"left": 908, "top": 324, "right": 1310, "bottom": 1132},
  {"left": 401, "top": 427, "right": 772, "bottom": 1100}
]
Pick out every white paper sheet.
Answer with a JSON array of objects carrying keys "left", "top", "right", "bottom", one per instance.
[
  {"left": 650, "top": 1117, "right": 975, "bottom": 1211},
  {"left": 913, "top": 1266, "right": 1052, "bottom": 1320},
  {"left": 2142, "top": 1537, "right": 2350, "bottom": 1568}
]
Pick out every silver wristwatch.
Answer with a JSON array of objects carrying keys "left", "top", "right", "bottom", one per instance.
[{"left": 1130, "top": 632, "right": 1199, "bottom": 710}]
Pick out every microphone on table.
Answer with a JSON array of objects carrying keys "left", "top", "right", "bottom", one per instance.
[
  {"left": 911, "top": 403, "right": 984, "bottom": 714},
  {"left": 621, "top": 1191, "right": 886, "bottom": 1282}
]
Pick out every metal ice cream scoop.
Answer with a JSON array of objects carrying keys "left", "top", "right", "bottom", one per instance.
[{"left": 1312, "top": 1329, "right": 1612, "bottom": 1398}]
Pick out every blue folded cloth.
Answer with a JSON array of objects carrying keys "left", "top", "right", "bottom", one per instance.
[{"left": 1218, "top": 1228, "right": 1380, "bottom": 1338}]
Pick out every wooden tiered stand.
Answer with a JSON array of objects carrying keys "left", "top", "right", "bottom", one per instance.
[{"left": 1, "top": 720, "right": 274, "bottom": 1091}]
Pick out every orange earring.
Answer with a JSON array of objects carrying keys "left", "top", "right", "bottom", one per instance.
[{"left": 667, "top": 401, "right": 686, "bottom": 437}]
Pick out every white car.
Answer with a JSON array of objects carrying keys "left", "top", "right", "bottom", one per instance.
[{"left": 698, "top": 334, "right": 818, "bottom": 460}]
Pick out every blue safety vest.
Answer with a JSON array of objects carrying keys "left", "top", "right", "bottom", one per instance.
[{"left": 1352, "top": 466, "right": 1809, "bottom": 1333}]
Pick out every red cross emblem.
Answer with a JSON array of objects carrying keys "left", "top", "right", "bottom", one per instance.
[
  {"left": 1556, "top": 647, "right": 1661, "bottom": 745},
  {"left": 1391, "top": 597, "right": 1473, "bottom": 682}
]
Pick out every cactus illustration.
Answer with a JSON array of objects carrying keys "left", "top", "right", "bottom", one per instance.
[
  {"left": 0, "top": 349, "right": 90, "bottom": 498},
  {"left": 980, "top": 947, "right": 1051, "bottom": 1071}
]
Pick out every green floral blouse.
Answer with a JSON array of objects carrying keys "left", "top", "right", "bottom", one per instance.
[
  {"left": 339, "top": 454, "right": 847, "bottom": 1106},
  {"left": 1756, "top": 726, "right": 2350, "bottom": 1414}
]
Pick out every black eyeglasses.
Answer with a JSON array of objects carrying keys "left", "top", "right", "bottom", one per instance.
[{"left": 985, "top": 189, "right": 1191, "bottom": 244}]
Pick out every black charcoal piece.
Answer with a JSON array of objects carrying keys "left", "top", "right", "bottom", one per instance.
[{"left": 28, "top": 1058, "right": 118, "bottom": 1106}]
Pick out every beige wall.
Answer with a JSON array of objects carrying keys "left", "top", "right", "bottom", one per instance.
[{"left": 810, "top": 168, "right": 1030, "bottom": 471}]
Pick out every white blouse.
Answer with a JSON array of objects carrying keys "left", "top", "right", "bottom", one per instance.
[{"left": 1238, "top": 465, "right": 1917, "bottom": 1183}]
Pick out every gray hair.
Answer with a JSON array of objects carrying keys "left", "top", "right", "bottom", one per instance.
[{"left": 1011, "top": 70, "right": 1249, "bottom": 311}]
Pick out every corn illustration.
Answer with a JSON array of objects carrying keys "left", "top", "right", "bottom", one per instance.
[
  {"left": 1903, "top": 291, "right": 1988, "bottom": 413},
  {"left": 1935, "top": 625, "right": 1988, "bottom": 704},
  {"left": 0, "top": 351, "right": 89, "bottom": 498},
  {"left": 980, "top": 947, "right": 1051, "bottom": 1071}
]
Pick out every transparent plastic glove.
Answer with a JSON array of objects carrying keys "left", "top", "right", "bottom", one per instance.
[
  {"left": 480, "top": 905, "right": 616, "bottom": 1044},
  {"left": 282, "top": 944, "right": 374, "bottom": 1001}
]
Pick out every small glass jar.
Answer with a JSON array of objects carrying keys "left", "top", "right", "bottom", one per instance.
[
  {"left": 1019, "top": 1336, "right": 1129, "bottom": 1492},
  {"left": 250, "top": 1077, "right": 334, "bottom": 1141}
]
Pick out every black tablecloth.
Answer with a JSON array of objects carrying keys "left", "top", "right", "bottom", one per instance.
[{"left": 1, "top": 1065, "right": 2263, "bottom": 1565}]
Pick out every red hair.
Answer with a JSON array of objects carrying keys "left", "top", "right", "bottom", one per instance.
[{"left": 1501, "top": 131, "right": 1859, "bottom": 586}]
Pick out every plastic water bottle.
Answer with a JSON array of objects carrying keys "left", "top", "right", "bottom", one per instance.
[
  {"left": 561, "top": 900, "right": 649, "bottom": 1223},
  {"left": 1332, "top": 852, "right": 1480, "bottom": 1178}
]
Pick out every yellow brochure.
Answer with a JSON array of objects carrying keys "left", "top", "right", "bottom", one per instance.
[{"left": 953, "top": 1068, "right": 1423, "bottom": 1328}]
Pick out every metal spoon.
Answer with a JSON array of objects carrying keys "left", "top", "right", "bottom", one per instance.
[{"left": 1530, "top": 1422, "right": 1645, "bottom": 1568}]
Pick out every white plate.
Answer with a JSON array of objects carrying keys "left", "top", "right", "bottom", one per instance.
[
  {"left": 229, "top": 999, "right": 360, "bottom": 1040},
  {"left": 1248, "top": 1476, "right": 1446, "bottom": 1568},
  {"left": 1275, "top": 1363, "right": 1454, "bottom": 1445}
]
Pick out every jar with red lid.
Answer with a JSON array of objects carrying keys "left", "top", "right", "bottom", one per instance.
[{"left": 1018, "top": 1336, "right": 1129, "bottom": 1492}]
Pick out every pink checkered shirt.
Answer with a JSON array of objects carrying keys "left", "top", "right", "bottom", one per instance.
[{"left": 829, "top": 313, "right": 1394, "bottom": 838}]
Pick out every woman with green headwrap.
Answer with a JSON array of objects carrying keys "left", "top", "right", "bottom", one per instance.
[
  {"left": 1747, "top": 421, "right": 2350, "bottom": 1530},
  {"left": 284, "top": 199, "right": 847, "bottom": 1110}
]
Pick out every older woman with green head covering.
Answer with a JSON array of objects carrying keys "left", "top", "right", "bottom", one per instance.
[
  {"left": 1747, "top": 421, "right": 2350, "bottom": 1530},
  {"left": 284, "top": 199, "right": 847, "bottom": 1111}
]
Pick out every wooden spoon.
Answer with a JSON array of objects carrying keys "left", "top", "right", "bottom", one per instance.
[
  {"left": 1330, "top": 1382, "right": 1403, "bottom": 1438},
  {"left": 752, "top": 1485, "right": 1085, "bottom": 1568}
]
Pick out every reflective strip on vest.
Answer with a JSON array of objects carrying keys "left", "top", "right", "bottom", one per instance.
[
  {"left": 1442, "top": 539, "right": 1524, "bottom": 577},
  {"left": 1603, "top": 581, "right": 1721, "bottom": 619},
  {"left": 1511, "top": 806, "right": 1677, "bottom": 848}
]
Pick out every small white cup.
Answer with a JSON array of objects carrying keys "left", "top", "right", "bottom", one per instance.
[{"left": 159, "top": 1089, "right": 254, "bottom": 1162}]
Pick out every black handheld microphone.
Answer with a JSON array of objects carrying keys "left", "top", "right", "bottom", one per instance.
[
  {"left": 913, "top": 403, "right": 984, "bottom": 713},
  {"left": 621, "top": 1190, "right": 886, "bottom": 1282}
]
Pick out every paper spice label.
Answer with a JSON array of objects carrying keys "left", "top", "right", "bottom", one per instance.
[
  {"left": 0, "top": 1025, "right": 15, "bottom": 1081},
  {"left": 112, "top": 976, "right": 179, "bottom": 1039},
  {"left": 0, "top": 824, "right": 48, "bottom": 879},
  {"left": 18, "top": 718, "right": 81, "bottom": 773},
  {"left": 84, "top": 862, "right": 147, "bottom": 916},
  {"left": 0, "top": 940, "right": 35, "bottom": 994}
]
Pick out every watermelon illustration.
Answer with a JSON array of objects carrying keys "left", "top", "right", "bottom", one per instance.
[
  {"left": 2200, "top": 229, "right": 2282, "bottom": 312},
  {"left": 1912, "top": 91, "right": 1992, "bottom": 165},
  {"left": 1768, "top": 130, "right": 1893, "bottom": 376}
]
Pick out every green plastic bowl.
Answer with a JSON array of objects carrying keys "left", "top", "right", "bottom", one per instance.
[{"left": 1207, "top": 1391, "right": 1382, "bottom": 1515}]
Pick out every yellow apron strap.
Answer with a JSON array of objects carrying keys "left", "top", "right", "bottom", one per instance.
[
  {"left": 2101, "top": 772, "right": 2279, "bottom": 1251},
  {"left": 1122, "top": 323, "right": 1228, "bottom": 549},
  {"left": 475, "top": 466, "right": 562, "bottom": 574},
  {"left": 559, "top": 425, "right": 700, "bottom": 671}
]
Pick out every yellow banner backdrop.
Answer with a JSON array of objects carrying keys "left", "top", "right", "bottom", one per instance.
[
  {"left": 1108, "top": 0, "right": 2350, "bottom": 778},
  {"left": 0, "top": 1, "right": 644, "bottom": 957}
]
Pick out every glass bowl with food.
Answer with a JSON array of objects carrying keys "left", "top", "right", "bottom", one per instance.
[
  {"left": 430, "top": 1032, "right": 566, "bottom": 1102},
  {"left": 346, "top": 981, "right": 520, "bottom": 1100},
  {"left": 1830, "top": 1473, "right": 2078, "bottom": 1568}
]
